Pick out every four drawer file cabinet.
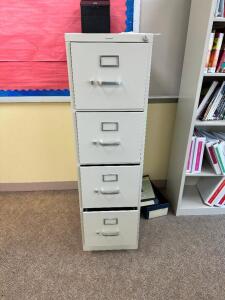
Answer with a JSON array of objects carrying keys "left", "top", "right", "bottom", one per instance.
[{"left": 65, "top": 33, "right": 153, "bottom": 251}]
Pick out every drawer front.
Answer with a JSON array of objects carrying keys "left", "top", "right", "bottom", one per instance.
[
  {"left": 71, "top": 42, "right": 150, "bottom": 110},
  {"left": 83, "top": 210, "right": 139, "bottom": 250},
  {"left": 80, "top": 165, "right": 141, "bottom": 208},
  {"left": 76, "top": 112, "right": 144, "bottom": 164}
]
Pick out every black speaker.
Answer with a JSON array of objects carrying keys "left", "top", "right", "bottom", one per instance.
[{"left": 80, "top": 0, "right": 110, "bottom": 33}]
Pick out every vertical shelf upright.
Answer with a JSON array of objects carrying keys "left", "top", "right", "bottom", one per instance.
[{"left": 166, "top": 0, "right": 225, "bottom": 215}]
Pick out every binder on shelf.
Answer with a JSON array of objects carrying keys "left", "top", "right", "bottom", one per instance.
[
  {"left": 191, "top": 136, "right": 206, "bottom": 173},
  {"left": 186, "top": 137, "right": 196, "bottom": 173},
  {"left": 197, "top": 129, "right": 222, "bottom": 175},
  {"left": 197, "top": 177, "right": 225, "bottom": 207},
  {"left": 213, "top": 141, "right": 225, "bottom": 175},
  {"left": 215, "top": 194, "right": 225, "bottom": 206},
  {"left": 206, "top": 142, "right": 222, "bottom": 175}
]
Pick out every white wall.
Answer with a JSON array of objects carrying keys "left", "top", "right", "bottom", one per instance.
[{"left": 140, "top": 0, "right": 191, "bottom": 97}]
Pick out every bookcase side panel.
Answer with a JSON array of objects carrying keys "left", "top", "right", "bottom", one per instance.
[{"left": 166, "top": 0, "right": 216, "bottom": 213}]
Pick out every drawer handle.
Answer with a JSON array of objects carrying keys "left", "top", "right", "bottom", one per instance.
[
  {"left": 92, "top": 139, "right": 120, "bottom": 146},
  {"left": 89, "top": 80, "right": 121, "bottom": 86},
  {"left": 99, "top": 80, "right": 121, "bottom": 86},
  {"left": 94, "top": 188, "right": 120, "bottom": 195},
  {"left": 96, "top": 231, "right": 120, "bottom": 237}
]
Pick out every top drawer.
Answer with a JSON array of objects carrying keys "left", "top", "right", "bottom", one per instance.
[{"left": 70, "top": 42, "right": 151, "bottom": 110}]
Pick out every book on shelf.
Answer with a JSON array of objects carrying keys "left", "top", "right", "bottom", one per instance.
[
  {"left": 193, "top": 129, "right": 225, "bottom": 176},
  {"left": 197, "top": 177, "right": 225, "bottom": 207},
  {"left": 206, "top": 82, "right": 225, "bottom": 120},
  {"left": 216, "top": 42, "right": 225, "bottom": 72},
  {"left": 197, "top": 81, "right": 225, "bottom": 120},
  {"left": 206, "top": 141, "right": 222, "bottom": 174},
  {"left": 215, "top": 0, "right": 225, "bottom": 17},
  {"left": 186, "top": 131, "right": 206, "bottom": 174},
  {"left": 191, "top": 136, "right": 206, "bottom": 173},
  {"left": 200, "top": 130, "right": 222, "bottom": 174},
  {"left": 205, "top": 32, "right": 215, "bottom": 73},
  {"left": 213, "top": 142, "right": 225, "bottom": 174},
  {"left": 186, "top": 136, "right": 196, "bottom": 173},
  {"left": 196, "top": 81, "right": 218, "bottom": 118},
  {"left": 208, "top": 32, "right": 224, "bottom": 73},
  {"left": 215, "top": 194, "right": 225, "bottom": 206},
  {"left": 205, "top": 27, "right": 225, "bottom": 74}
]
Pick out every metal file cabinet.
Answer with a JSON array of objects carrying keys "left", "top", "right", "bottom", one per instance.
[{"left": 65, "top": 33, "right": 153, "bottom": 251}]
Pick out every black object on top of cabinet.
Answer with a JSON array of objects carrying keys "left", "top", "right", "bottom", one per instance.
[{"left": 80, "top": 0, "right": 110, "bottom": 33}]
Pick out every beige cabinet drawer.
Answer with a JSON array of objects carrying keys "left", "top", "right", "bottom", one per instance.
[
  {"left": 71, "top": 42, "right": 150, "bottom": 110},
  {"left": 83, "top": 210, "right": 139, "bottom": 250},
  {"left": 76, "top": 111, "right": 145, "bottom": 165},
  {"left": 80, "top": 165, "right": 141, "bottom": 208}
]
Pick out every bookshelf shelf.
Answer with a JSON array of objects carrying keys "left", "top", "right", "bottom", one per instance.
[
  {"left": 179, "top": 185, "right": 225, "bottom": 215},
  {"left": 186, "top": 161, "right": 223, "bottom": 176},
  {"left": 204, "top": 73, "right": 225, "bottom": 77},
  {"left": 214, "top": 17, "right": 225, "bottom": 22},
  {"left": 195, "top": 120, "right": 225, "bottom": 126},
  {"left": 166, "top": 0, "right": 225, "bottom": 216}
]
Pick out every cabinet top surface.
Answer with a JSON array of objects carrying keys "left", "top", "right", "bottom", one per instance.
[{"left": 65, "top": 33, "right": 154, "bottom": 43}]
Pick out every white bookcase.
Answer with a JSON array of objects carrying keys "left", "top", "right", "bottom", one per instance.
[
  {"left": 65, "top": 33, "right": 153, "bottom": 250},
  {"left": 167, "top": 0, "right": 225, "bottom": 216}
]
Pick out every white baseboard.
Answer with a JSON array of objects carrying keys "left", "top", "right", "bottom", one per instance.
[{"left": 0, "top": 181, "right": 78, "bottom": 192}]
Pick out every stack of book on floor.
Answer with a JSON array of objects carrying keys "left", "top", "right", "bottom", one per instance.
[
  {"left": 205, "top": 30, "right": 225, "bottom": 73},
  {"left": 186, "top": 130, "right": 206, "bottom": 174},
  {"left": 141, "top": 176, "right": 169, "bottom": 219},
  {"left": 196, "top": 81, "right": 225, "bottom": 120},
  {"left": 197, "top": 177, "right": 225, "bottom": 207},
  {"left": 215, "top": 0, "right": 225, "bottom": 18},
  {"left": 195, "top": 129, "right": 225, "bottom": 175}
]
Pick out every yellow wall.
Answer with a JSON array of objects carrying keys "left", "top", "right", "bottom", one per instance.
[
  {"left": 0, "top": 102, "right": 176, "bottom": 183},
  {"left": 144, "top": 103, "right": 176, "bottom": 179}
]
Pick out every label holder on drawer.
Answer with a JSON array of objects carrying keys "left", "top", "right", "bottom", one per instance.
[
  {"left": 100, "top": 55, "right": 119, "bottom": 68},
  {"left": 102, "top": 174, "right": 118, "bottom": 182},
  {"left": 101, "top": 122, "right": 119, "bottom": 132},
  {"left": 103, "top": 218, "right": 118, "bottom": 225}
]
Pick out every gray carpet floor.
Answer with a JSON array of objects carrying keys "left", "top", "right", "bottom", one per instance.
[{"left": 0, "top": 190, "right": 225, "bottom": 300}]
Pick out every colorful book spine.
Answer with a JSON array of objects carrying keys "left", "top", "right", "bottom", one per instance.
[
  {"left": 205, "top": 32, "right": 215, "bottom": 73},
  {"left": 216, "top": 45, "right": 225, "bottom": 72},
  {"left": 206, "top": 82, "right": 225, "bottom": 120},
  {"left": 214, "top": 142, "right": 225, "bottom": 175},
  {"left": 208, "top": 33, "right": 224, "bottom": 73},
  {"left": 215, "top": 194, "right": 225, "bottom": 206},
  {"left": 206, "top": 142, "right": 222, "bottom": 175},
  {"left": 215, "top": 95, "right": 225, "bottom": 120},
  {"left": 224, "top": 0, "right": 225, "bottom": 17},
  {"left": 191, "top": 137, "right": 206, "bottom": 173},
  {"left": 206, "top": 179, "right": 225, "bottom": 206},
  {"left": 186, "top": 137, "right": 196, "bottom": 173}
]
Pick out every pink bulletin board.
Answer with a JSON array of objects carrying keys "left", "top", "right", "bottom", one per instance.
[{"left": 0, "top": 0, "right": 135, "bottom": 91}]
